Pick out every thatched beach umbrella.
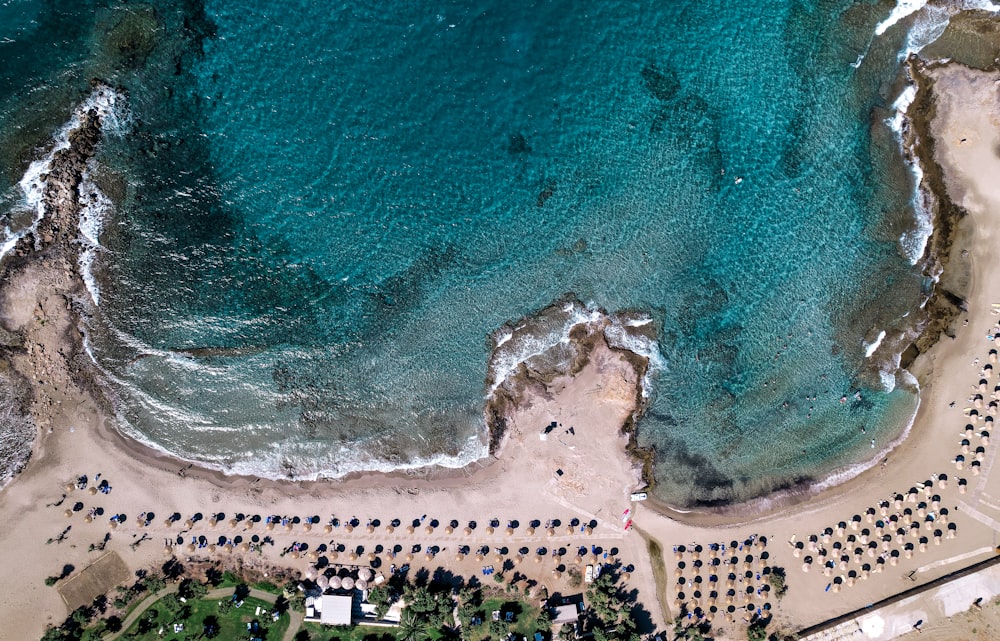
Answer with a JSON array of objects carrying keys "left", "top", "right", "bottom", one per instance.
[
  {"left": 486, "top": 526, "right": 495, "bottom": 535},
  {"left": 446, "top": 525, "right": 454, "bottom": 535}
]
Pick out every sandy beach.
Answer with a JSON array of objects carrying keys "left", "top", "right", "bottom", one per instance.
[{"left": 3, "top": 42, "right": 1000, "bottom": 641}]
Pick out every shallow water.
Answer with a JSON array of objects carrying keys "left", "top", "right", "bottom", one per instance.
[{"left": 0, "top": 0, "right": 954, "bottom": 505}]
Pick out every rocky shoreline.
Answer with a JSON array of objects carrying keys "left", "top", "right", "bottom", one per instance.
[
  {"left": 896, "top": 57, "right": 971, "bottom": 370},
  {"left": 483, "top": 300, "right": 653, "bottom": 484},
  {"left": 0, "top": 83, "right": 112, "bottom": 489}
]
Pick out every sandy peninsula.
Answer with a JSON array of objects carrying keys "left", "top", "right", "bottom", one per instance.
[{"left": 3, "top": 50, "right": 1000, "bottom": 641}]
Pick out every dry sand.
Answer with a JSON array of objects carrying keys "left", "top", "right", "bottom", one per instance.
[
  {"left": 0, "top": 244, "right": 647, "bottom": 639},
  {"left": 3, "top": 61, "right": 1000, "bottom": 641}
]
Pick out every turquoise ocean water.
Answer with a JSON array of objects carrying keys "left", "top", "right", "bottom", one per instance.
[{"left": 0, "top": 0, "right": 964, "bottom": 505}]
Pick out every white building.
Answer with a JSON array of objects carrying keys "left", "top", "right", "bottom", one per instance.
[{"left": 305, "top": 594, "right": 353, "bottom": 626}]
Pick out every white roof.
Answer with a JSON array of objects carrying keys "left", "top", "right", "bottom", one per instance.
[
  {"left": 320, "top": 594, "right": 353, "bottom": 626},
  {"left": 553, "top": 604, "right": 578, "bottom": 624}
]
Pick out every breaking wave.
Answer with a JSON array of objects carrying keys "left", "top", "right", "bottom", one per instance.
[{"left": 486, "top": 298, "right": 665, "bottom": 404}]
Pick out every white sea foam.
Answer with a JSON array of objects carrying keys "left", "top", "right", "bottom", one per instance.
[
  {"left": 812, "top": 388, "right": 920, "bottom": 493},
  {"left": 875, "top": 0, "right": 1000, "bottom": 60},
  {"left": 879, "top": 369, "right": 898, "bottom": 392},
  {"left": 885, "top": 83, "right": 935, "bottom": 265},
  {"left": 604, "top": 316, "right": 666, "bottom": 400},
  {"left": 875, "top": 0, "right": 930, "bottom": 36},
  {"left": 113, "top": 408, "right": 489, "bottom": 482},
  {"left": 77, "top": 160, "right": 113, "bottom": 305},
  {"left": 909, "top": 4, "right": 950, "bottom": 55},
  {"left": 231, "top": 432, "right": 490, "bottom": 481},
  {"left": 864, "top": 329, "right": 887, "bottom": 358},
  {"left": 872, "top": 0, "right": 1000, "bottom": 265},
  {"left": 486, "top": 300, "right": 665, "bottom": 403},
  {"left": 486, "top": 300, "right": 602, "bottom": 397},
  {"left": 0, "top": 85, "right": 127, "bottom": 265},
  {"left": 872, "top": 3, "right": 1000, "bottom": 263}
]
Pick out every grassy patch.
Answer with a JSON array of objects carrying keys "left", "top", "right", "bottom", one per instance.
[
  {"left": 300, "top": 621, "right": 398, "bottom": 641},
  {"left": 118, "top": 595, "right": 290, "bottom": 641},
  {"left": 460, "top": 593, "right": 545, "bottom": 641},
  {"left": 253, "top": 581, "right": 283, "bottom": 595},
  {"left": 644, "top": 533, "right": 670, "bottom": 623}
]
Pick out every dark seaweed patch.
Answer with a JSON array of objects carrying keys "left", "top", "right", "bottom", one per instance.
[{"left": 640, "top": 62, "right": 680, "bottom": 103}]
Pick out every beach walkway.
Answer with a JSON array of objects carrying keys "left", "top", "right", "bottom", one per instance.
[
  {"left": 106, "top": 585, "right": 303, "bottom": 641},
  {"left": 796, "top": 556, "right": 1000, "bottom": 640}
]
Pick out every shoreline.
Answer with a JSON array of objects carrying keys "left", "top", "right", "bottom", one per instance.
[
  {"left": 0, "top": 58, "right": 971, "bottom": 520},
  {"left": 5, "top": 36, "right": 1000, "bottom": 641}
]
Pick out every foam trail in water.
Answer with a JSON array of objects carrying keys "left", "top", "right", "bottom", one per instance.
[
  {"left": 864, "top": 330, "right": 887, "bottom": 358},
  {"left": 78, "top": 160, "right": 112, "bottom": 305},
  {"left": 876, "top": 0, "right": 930, "bottom": 36},
  {"left": 885, "top": 83, "right": 934, "bottom": 265}
]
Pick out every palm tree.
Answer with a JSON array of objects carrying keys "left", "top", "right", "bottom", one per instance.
[{"left": 398, "top": 611, "right": 429, "bottom": 641}]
